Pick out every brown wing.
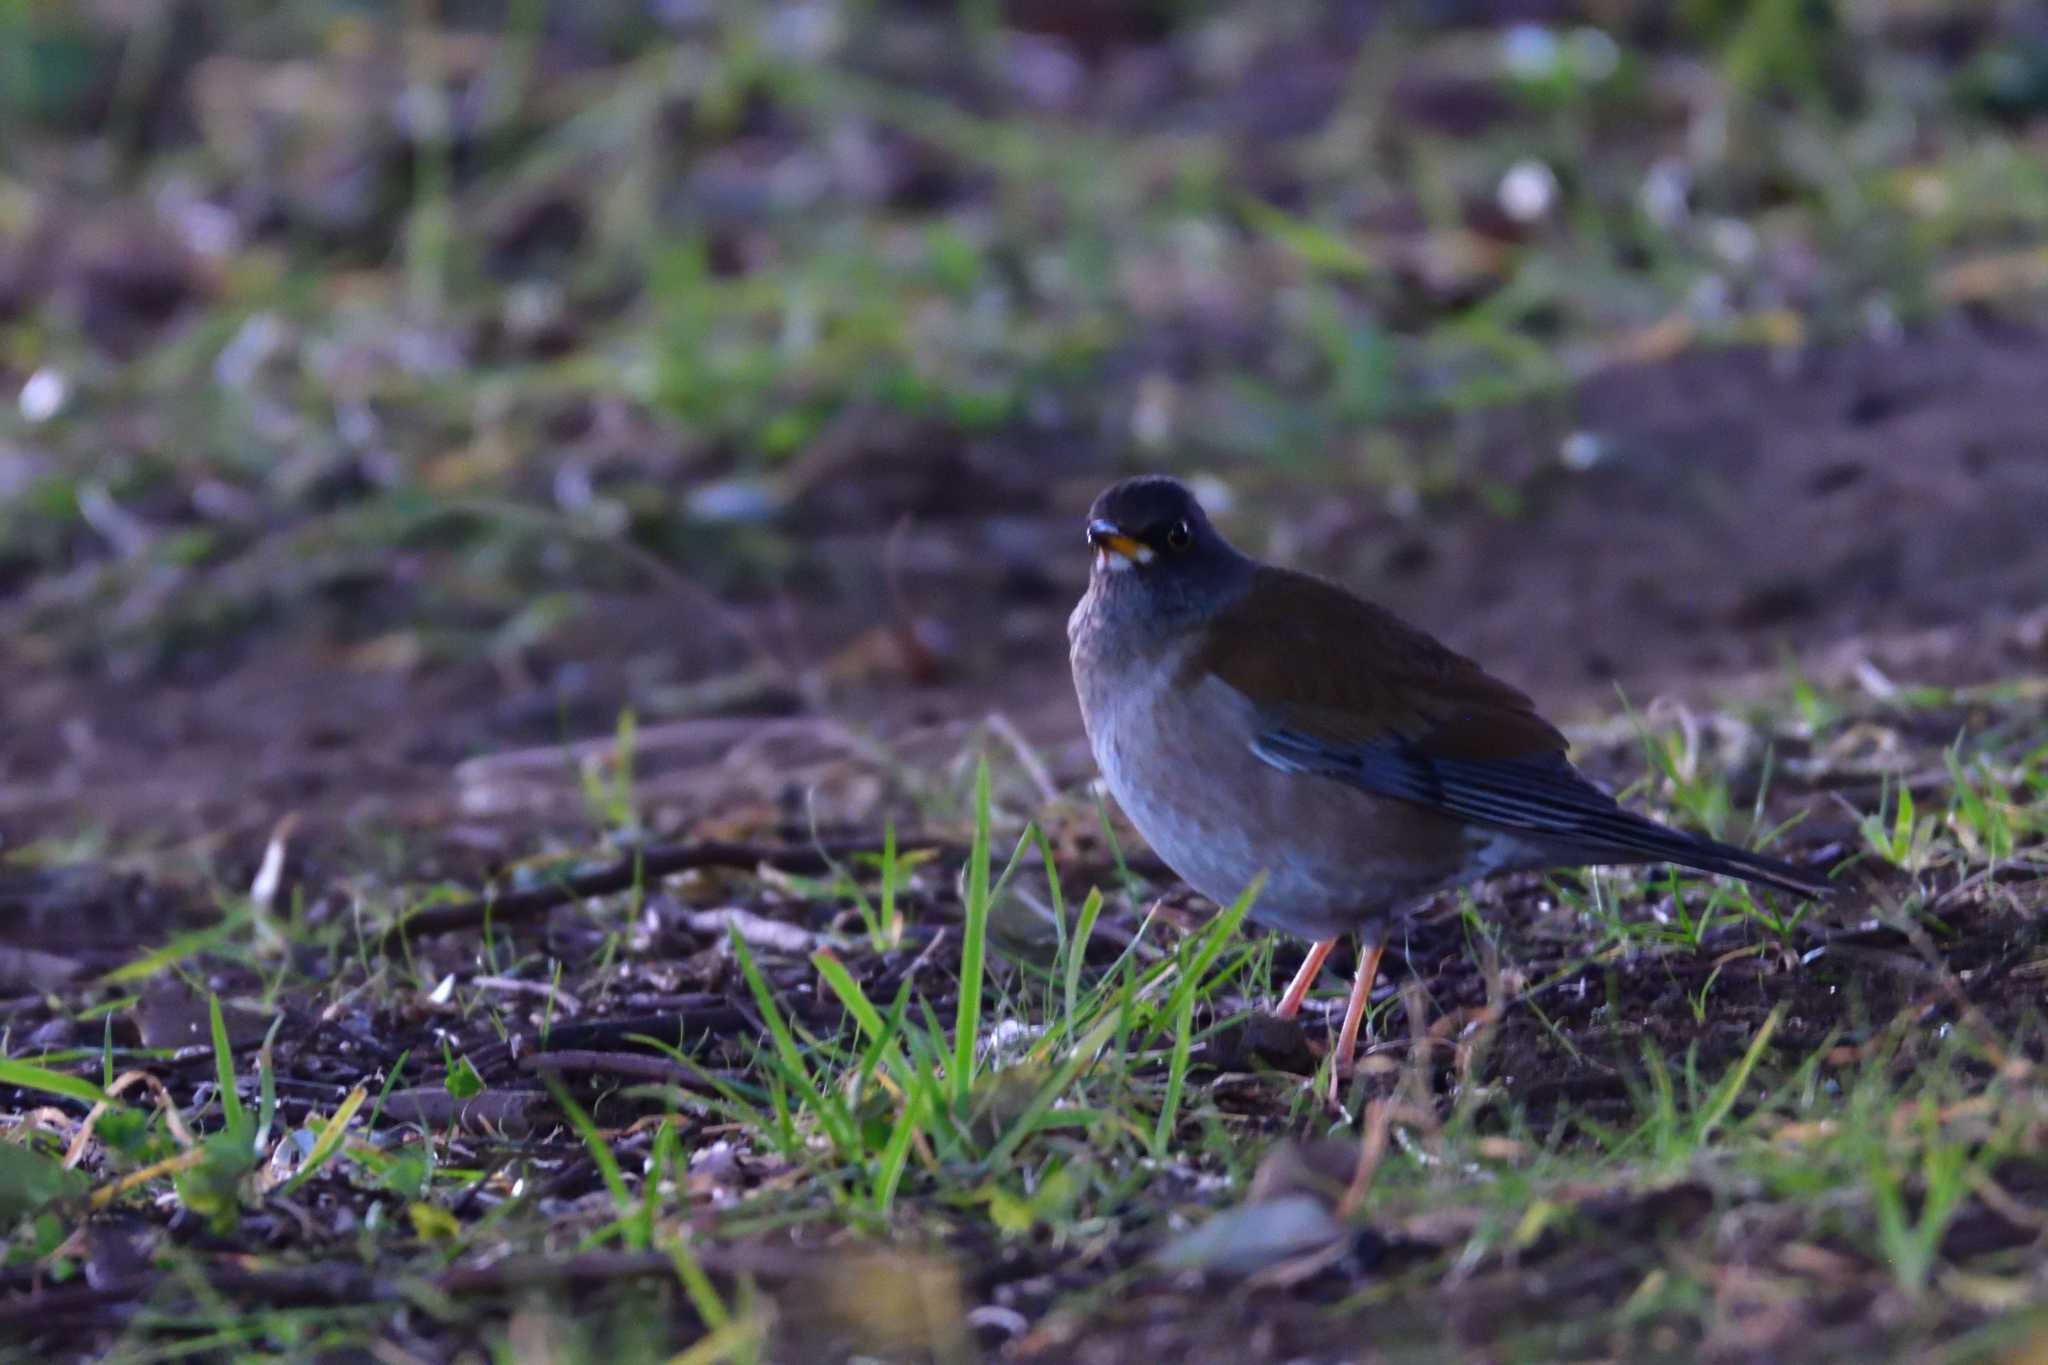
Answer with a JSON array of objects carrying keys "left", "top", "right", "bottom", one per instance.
[
  {"left": 1191, "top": 565, "right": 1567, "bottom": 763},
  {"left": 1191, "top": 567, "right": 1829, "bottom": 897}
]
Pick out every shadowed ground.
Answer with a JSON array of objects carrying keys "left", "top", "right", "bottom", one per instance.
[{"left": 3, "top": 4, "right": 2047, "bottom": 1360}]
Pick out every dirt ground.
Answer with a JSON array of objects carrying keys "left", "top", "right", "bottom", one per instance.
[
  {"left": 5, "top": 6, "right": 2048, "bottom": 1355},
  {"left": 9, "top": 322, "right": 2045, "bottom": 869},
  {"left": 6, "top": 302, "right": 2048, "bottom": 1365}
]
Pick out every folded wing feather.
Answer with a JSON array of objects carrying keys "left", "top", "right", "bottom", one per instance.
[{"left": 1196, "top": 567, "right": 1825, "bottom": 897}]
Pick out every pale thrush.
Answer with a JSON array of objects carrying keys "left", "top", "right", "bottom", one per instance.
[{"left": 1067, "top": 475, "right": 1828, "bottom": 1072}]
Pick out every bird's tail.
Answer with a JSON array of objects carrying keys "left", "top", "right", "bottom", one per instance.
[{"left": 1570, "top": 807, "right": 1831, "bottom": 899}]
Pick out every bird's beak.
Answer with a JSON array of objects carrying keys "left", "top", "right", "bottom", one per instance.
[{"left": 1087, "top": 519, "right": 1151, "bottom": 567}]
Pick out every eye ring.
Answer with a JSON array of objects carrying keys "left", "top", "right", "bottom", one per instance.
[{"left": 1164, "top": 520, "right": 1192, "bottom": 551}]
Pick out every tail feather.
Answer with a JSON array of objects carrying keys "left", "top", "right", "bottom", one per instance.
[
  {"left": 1401, "top": 753, "right": 1832, "bottom": 898},
  {"left": 1560, "top": 806, "right": 1830, "bottom": 899}
]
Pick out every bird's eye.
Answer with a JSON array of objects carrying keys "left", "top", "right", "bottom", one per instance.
[{"left": 1164, "top": 520, "right": 1192, "bottom": 551}]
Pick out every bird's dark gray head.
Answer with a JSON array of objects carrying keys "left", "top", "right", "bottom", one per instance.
[{"left": 1082, "top": 476, "right": 1251, "bottom": 628}]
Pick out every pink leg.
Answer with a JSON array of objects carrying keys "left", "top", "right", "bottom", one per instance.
[
  {"left": 1333, "top": 941, "right": 1387, "bottom": 1077},
  {"left": 1274, "top": 939, "right": 1336, "bottom": 1020}
]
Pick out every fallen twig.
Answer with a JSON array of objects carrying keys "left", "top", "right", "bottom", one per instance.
[
  {"left": 378, "top": 1087, "right": 549, "bottom": 1135},
  {"left": 377, "top": 838, "right": 964, "bottom": 950},
  {"left": 472, "top": 974, "right": 585, "bottom": 1015},
  {"left": 519, "top": 1050, "right": 740, "bottom": 1092}
]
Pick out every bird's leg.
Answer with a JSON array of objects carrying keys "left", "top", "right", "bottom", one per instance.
[
  {"left": 1273, "top": 939, "right": 1336, "bottom": 1020},
  {"left": 1332, "top": 940, "right": 1387, "bottom": 1077}
]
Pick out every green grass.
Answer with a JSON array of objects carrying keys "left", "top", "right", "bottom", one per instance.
[
  {"left": 6, "top": 2, "right": 2048, "bottom": 1359},
  {"left": 3, "top": 675, "right": 2043, "bottom": 1357},
  {"left": 7, "top": 1, "right": 2048, "bottom": 674}
]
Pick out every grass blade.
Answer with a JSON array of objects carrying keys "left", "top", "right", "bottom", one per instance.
[
  {"left": 879, "top": 820, "right": 900, "bottom": 948},
  {"left": 0, "top": 1058, "right": 116, "bottom": 1107},
  {"left": 278, "top": 1085, "right": 369, "bottom": 1197},
  {"left": 99, "top": 908, "right": 252, "bottom": 985},
  {"left": 813, "top": 949, "right": 914, "bottom": 1089},
  {"left": 953, "top": 755, "right": 993, "bottom": 1105},
  {"left": 208, "top": 995, "right": 247, "bottom": 1139},
  {"left": 1695, "top": 1003, "right": 1783, "bottom": 1143},
  {"left": 872, "top": 1085, "right": 922, "bottom": 1215},
  {"left": 542, "top": 1076, "right": 636, "bottom": 1240},
  {"left": 728, "top": 929, "right": 854, "bottom": 1151},
  {"left": 1153, "top": 874, "right": 1263, "bottom": 1039},
  {"left": 1063, "top": 888, "right": 1104, "bottom": 1034},
  {"left": 1151, "top": 985, "right": 1195, "bottom": 1158},
  {"left": 986, "top": 997, "right": 1127, "bottom": 1168}
]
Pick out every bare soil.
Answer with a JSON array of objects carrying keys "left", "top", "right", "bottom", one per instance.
[{"left": 8, "top": 323, "right": 2045, "bottom": 867}]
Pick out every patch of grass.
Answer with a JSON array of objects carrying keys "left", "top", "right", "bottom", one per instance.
[
  {"left": 6, "top": 3, "right": 2048, "bottom": 1360},
  {"left": 7, "top": 0, "right": 2048, "bottom": 676},
  {"left": 3, "top": 682, "right": 2045, "bottom": 1357}
]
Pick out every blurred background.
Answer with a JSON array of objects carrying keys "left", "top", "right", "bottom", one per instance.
[{"left": 4, "top": 0, "right": 2048, "bottom": 863}]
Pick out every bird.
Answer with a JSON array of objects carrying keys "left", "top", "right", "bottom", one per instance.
[{"left": 1067, "top": 474, "right": 1829, "bottom": 1075}]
